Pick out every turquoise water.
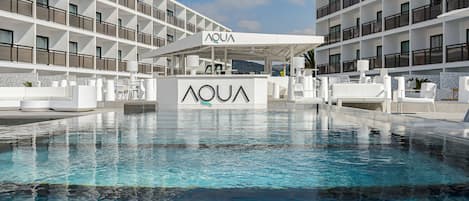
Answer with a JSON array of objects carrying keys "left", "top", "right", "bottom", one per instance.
[{"left": 0, "top": 110, "right": 469, "bottom": 200}]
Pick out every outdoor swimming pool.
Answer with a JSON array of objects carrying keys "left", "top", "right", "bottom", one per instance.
[{"left": 0, "top": 110, "right": 468, "bottom": 200}]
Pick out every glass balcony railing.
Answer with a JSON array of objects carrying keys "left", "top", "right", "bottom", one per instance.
[
  {"left": 36, "top": 48, "right": 66, "bottom": 66},
  {"left": 384, "top": 11, "right": 409, "bottom": 31},
  {"left": 317, "top": 1, "right": 341, "bottom": 19},
  {"left": 324, "top": 31, "right": 341, "bottom": 45},
  {"left": 153, "top": 8, "right": 165, "bottom": 21},
  {"left": 362, "top": 20, "right": 382, "bottom": 36},
  {"left": 342, "top": 60, "right": 357, "bottom": 72},
  {"left": 36, "top": 3, "right": 66, "bottom": 25},
  {"left": 137, "top": 1, "right": 151, "bottom": 16},
  {"left": 0, "top": 0, "right": 33, "bottom": 16},
  {"left": 96, "top": 57, "right": 117, "bottom": 71},
  {"left": 96, "top": 21, "right": 117, "bottom": 37},
  {"left": 119, "top": 0, "right": 135, "bottom": 9},
  {"left": 137, "top": 32, "right": 152, "bottom": 45},
  {"left": 362, "top": 56, "right": 382, "bottom": 70},
  {"left": 152, "top": 36, "right": 166, "bottom": 47},
  {"left": 69, "top": 13, "right": 94, "bottom": 31},
  {"left": 447, "top": 43, "right": 469, "bottom": 63},
  {"left": 316, "top": 63, "right": 341, "bottom": 74},
  {"left": 69, "top": 53, "right": 94, "bottom": 69},
  {"left": 412, "top": 47, "right": 443, "bottom": 65},
  {"left": 447, "top": 0, "right": 469, "bottom": 12},
  {"left": 385, "top": 52, "right": 409, "bottom": 68},
  {"left": 0, "top": 43, "right": 33, "bottom": 63},
  {"left": 138, "top": 63, "right": 152, "bottom": 74},
  {"left": 412, "top": 3, "right": 442, "bottom": 24},
  {"left": 343, "top": 0, "right": 360, "bottom": 9},
  {"left": 118, "top": 60, "right": 127, "bottom": 72},
  {"left": 118, "top": 26, "right": 136, "bottom": 41},
  {"left": 342, "top": 26, "right": 359, "bottom": 41}
]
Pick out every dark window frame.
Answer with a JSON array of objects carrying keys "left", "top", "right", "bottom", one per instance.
[
  {"left": 69, "top": 3, "right": 78, "bottom": 15},
  {"left": 36, "top": 35, "right": 49, "bottom": 50},
  {"left": 0, "top": 28, "right": 14, "bottom": 46},
  {"left": 69, "top": 41, "right": 78, "bottom": 54},
  {"left": 430, "top": 34, "right": 443, "bottom": 49},
  {"left": 401, "top": 40, "right": 410, "bottom": 53}
]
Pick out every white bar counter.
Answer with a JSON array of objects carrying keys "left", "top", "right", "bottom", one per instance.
[{"left": 157, "top": 75, "right": 268, "bottom": 110}]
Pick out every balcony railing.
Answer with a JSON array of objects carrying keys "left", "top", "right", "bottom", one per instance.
[
  {"left": 96, "top": 57, "right": 117, "bottom": 71},
  {"left": 0, "top": 0, "right": 33, "bottom": 16},
  {"left": 384, "top": 11, "right": 409, "bottom": 31},
  {"left": 362, "top": 20, "right": 382, "bottom": 36},
  {"left": 153, "top": 65, "right": 166, "bottom": 74},
  {"left": 167, "top": 15, "right": 185, "bottom": 29},
  {"left": 36, "top": 48, "right": 66, "bottom": 66},
  {"left": 316, "top": 63, "right": 341, "bottom": 74},
  {"left": 118, "top": 26, "right": 136, "bottom": 41},
  {"left": 412, "top": 3, "right": 442, "bottom": 24},
  {"left": 362, "top": 56, "right": 382, "bottom": 70},
  {"left": 412, "top": 47, "right": 443, "bottom": 65},
  {"left": 187, "top": 23, "right": 196, "bottom": 33},
  {"left": 343, "top": 26, "right": 359, "bottom": 41},
  {"left": 343, "top": 0, "right": 360, "bottom": 9},
  {"left": 69, "top": 13, "right": 94, "bottom": 31},
  {"left": 137, "top": 1, "right": 151, "bottom": 16},
  {"left": 118, "top": 60, "right": 127, "bottom": 72},
  {"left": 324, "top": 31, "right": 341, "bottom": 45},
  {"left": 447, "top": 43, "right": 469, "bottom": 63},
  {"left": 153, "top": 8, "right": 165, "bottom": 21},
  {"left": 119, "top": 0, "right": 135, "bottom": 9},
  {"left": 317, "top": 1, "right": 341, "bottom": 19},
  {"left": 447, "top": 0, "right": 469, "bottom": 12},
  {"left": 342, "top": 60, "right": 357, "bottom": 72},
  {"left": 69, "top": 53, "right": 94, "bottom": 69},
  {"left": 36, "top": 3, "right": 66, "bottom": 25},
  {"left": 137, "top": 32, "right": 152, "bottom": 45},
  {"left": 138, "top": 63, "right": 152, "bottom": 74},
  {"left": 0, "top": 43, "right": 33, "bottom": 63},
  {"left": 385, "top": 52, "right": 409, "bottom": 68},
  {"left": 96, "top": 21, "right": 117, "bottom": 37},
  {"left": 153, "top": 36, "right": 165, "bottom": 47}
]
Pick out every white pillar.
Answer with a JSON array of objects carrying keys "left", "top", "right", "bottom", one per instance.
[
  {"left": 224, "top": 48, "right": 228, "bottom": 74},
  {"left": 211, "top": 47, "right": 215, "bottom": 75},
  {"left": 287, "top": 47, "right": 295, "bottom": 101}
]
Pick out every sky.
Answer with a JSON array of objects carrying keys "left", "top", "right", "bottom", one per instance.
[{"left": 177, "top": 0, "right": 316, "bottom": 34}]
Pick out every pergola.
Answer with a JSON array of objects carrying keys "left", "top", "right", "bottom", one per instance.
[{"left": 144, "top": 31, "right": 324, "bottom": 75}]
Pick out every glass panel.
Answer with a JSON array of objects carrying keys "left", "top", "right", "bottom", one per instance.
[
  {"left": 69, "top": 4, "right": 78, "bottom": 15},
  {"left": 356, "top": 50, "right": 360, "bottom": 60},
  {"left": 96, "top": 12, "right": 102, "bottom": 23},
  {"left": 430, "top": 34, "right": 443, "bottom": 48},
  {"left": 466, "top": 29, "right": 469, "bottom": 43},
  {"left": 69, "top": 41, "right": 78, "bottom": 53},
  {"left": 36, "top": 36, "right": 49, "bottom": 50},
  {"left": 401, "top": 2, "right": 409, "bottom": 12},
  {"left": 118, "top": 19, "right": 122, "bottom": 27},
  {"left": 401, "top": 41, "right": 409, "bottom": 53},
  {"left": 377, "top": 11, "right": 382, "bottom": 21},
  {"left": 167, "top": 10, "right": 174, "bottom": 17},
  {"left": 377, "top": 46, "right": 382, "bottom": 56},
  {"left": 118, "top": 50, "right": 122, "bottom": 61},
  {"left": 37, "top": 0, "right": 48, "bottom": 5},
  {"left": 0, "top": 29, "right": 13, "bottom": 44},
  {"left": 96, "top": 47, "right": 102, "bottom": 58}
]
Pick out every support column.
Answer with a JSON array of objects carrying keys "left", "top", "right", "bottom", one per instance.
[
  {"left": 211, "top": 47, "right": 215, "bottom": 75},
  {"left": 224, "top": 48, "right": 228, "bottom": 74},
  {"left": 288, "top": 46, "right": 295, "bottom": 101}
]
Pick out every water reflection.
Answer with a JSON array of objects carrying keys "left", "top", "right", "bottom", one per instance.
[{"left": 0, "top": 110, "right": 469, "bottom": 200}]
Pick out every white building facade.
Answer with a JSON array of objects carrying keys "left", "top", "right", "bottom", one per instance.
[
  {"left": 314, "top": 0, "right": 469, "bottom": 77},
  {"left": 0, "top": 0, "right": 230, "bottom": 81}
]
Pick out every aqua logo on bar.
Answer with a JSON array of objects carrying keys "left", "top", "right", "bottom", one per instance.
[{"left": 205, "top": 33, "right": 235, "bottom": 44}]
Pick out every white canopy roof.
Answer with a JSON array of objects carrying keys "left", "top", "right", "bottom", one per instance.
[{"left": 144, "top": 31, "right": 324, "bottom": 61}]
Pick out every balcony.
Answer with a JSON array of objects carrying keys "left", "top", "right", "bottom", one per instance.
[
  {"left": 153, "top": 65, "right": 166, "bottom": 74},
  {"left": 447, "top": 0, "right": 469, "bottom": 12},
  {"left": 118, "top": 26, "right": 136, "bottom": 41},
  {"left": 342, "top": 60, "right": 357, "bottom": 72},
  {"left": 0, "top": 0, "right": 33, "bottom": 16},
  {"left": 137, "top": 32, "right": 152, "bottom": 45},
  {"left": 119, "top": 0, "right": 135, "bottom": 9},
  {"left": 96, "top": 57, "right": 116, "bottom": 71},
  {"left": 385, "top": 52, "right": 409, "bottom": 68},
  {"left": 118, "top": 60, "right": 127, "bottom": 72},
  {"left": 153, "top": 36, "right": 165, "bottom": 47},
  {"left": 324, "top": 31, "right": 341, "bottom": 45},
  {"left": 343, "top": 0, "right": 360, "bottom": 9},
  {"left": 317, "top": 1, "right": 341, "bottom": 19},
  {"left": 384, "top": 11, "right": 409, "bottom": 31},
  {"left": 167, "top": 15, "right": 185, "bottom": 29},
  {"left": 412, "top": 3, "right": 442, "bottom": 24},
  {"left": 69, "top": 53, "right": 94, "bottom": 69},
  {"left": 137, "top": 1, "right": 151, "bottom": 16},
  {"left": 153, "top": 8, "right": 165, "bottom": 21},
  {"left": 362, "top": 56, "right": 382, "bottom": 70},
  {"left": 362, "top": 20, "right": 382, "bottom": 36},
  {"left": 447, "top": 43, "right": 469, "bottom": 63},
  {"left": 187, "top": 23, "right": 196, "bottom": 33},
  {"left": 317, "top": 63, "right": 341, "bottom": 74},
  {"left": 69, "top": 13, "right": 94, "bottom": 31},
  {"left": 96, "top": 21, "right": 117, "bottom": 37},
  {"left": 36, "top": 48, "right": 66, "bottom": 66},
  {"left": 342, "top": 26, "right": 359, "bottom": 41},
  {"left": 138, "top": 63, "right": 152, "bottom": 74},
  {"left": 412, "top": 47, "right": 443, "bottom": 65},
  {"left": 0, "top": 43, "right": 33, "bottom": 63},
  {"left": 36, "top": 3, "right": 66, "bottom": 25}
]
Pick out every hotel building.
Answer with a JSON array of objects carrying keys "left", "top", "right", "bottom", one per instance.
[
  {"left": 314, "top": 0, "right": 469, "bottom": 77},
  {"left": 0, "top": 0, "right": 230, "bottom": 81}
]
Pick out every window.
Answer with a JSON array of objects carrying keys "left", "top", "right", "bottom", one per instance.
[
  {"left": 118, "top": 50, "right": 122, "bottom": 61},
  {"left": 431, "top": 0, "right": 441, "bottom": 6},
  {"left": 37, "top": 0, "right": 48, "bottom": 6},
  {"left": 401, "top": 40, "right": 409, "bottom": 53},
  {"left": 356, "top": 49, "right": 360, "bottom": 60},
  {"left": 401, "top": 2, "right": 410, "bottom": 13},
  {"left": 167, "top": 34, "right": 174, "bottom": 43},
  {"left": 69, "top": 4, "right": 78, "bottom": 15},
  {"left": 377, "top": 11, "right": 382, "bottom": 22},
  {"left": 137, "top": 53, "right": 140, "bottom": 61},
  {"left": 356, "top": 18, "right": 360, "bottom": 28},
  {"left": 329, "top": 54, "right": 341, "bottom": 64},
  {"left": 36, "top": 36, "right": 49, "bottom": 50},
  {"left": 0, "top": 29, "right": 13, "bottom": 45},
  {"left": 69, "top": 41, "right": 78, "bottom": 54},
  {"left": 329, "top": 25, "right": 341, "bottom": 33},
  {"left": 466, "top": 29, "right": 469, "bottom": 43},
  {"left": 167, "top": 9, "right": 174, "bottom": 17},
  {"left": 430, "top": 34, "right": 443, "bottom": 49},
  {"left": 96, "top": 47, "right": 102, "bottom": 59},
  {"left": 118, "top": 18, "right": 122, "bottom": 27},
  {"left": 96, "top": 12, "right": 102, "bottom": 23},
  {"left": 377, "top": 46, "right": 382, "bottom": 57}
]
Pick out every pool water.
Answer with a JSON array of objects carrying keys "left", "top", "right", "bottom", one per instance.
[{"left": 0, "top": 110, "right": 469, "bottom": 200}]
